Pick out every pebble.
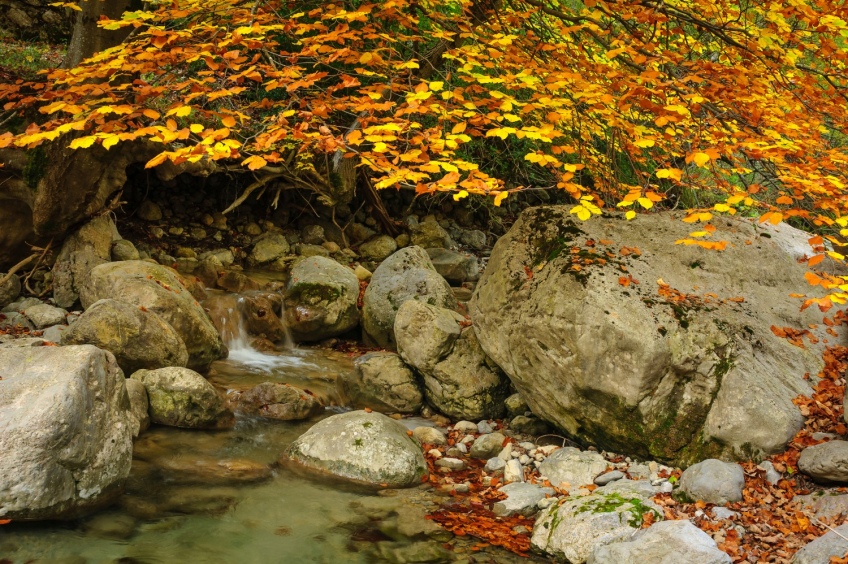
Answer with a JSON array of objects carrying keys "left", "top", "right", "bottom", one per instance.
[
  {"left": 659, "top": 481, "right": 674, "bottom": 493},
  {"left": 454, "top": 421, "right": 478, "bottom": 434},
  {"left": 477, "top": 421, "right": 494, "bottom": 434},
  {"left": 498, "top": 443, "right": 513, "bottom": 461},
  {"left": 485, "top": 458, "right": 506, "bottom": 472},
  {"left": 436, "top": 458, "right": 465, "bottom": 471},
  {"left": 594, "top": 470, "right": 625, "bottom": 486},
  {"left": 519, "top": 442, "right": 535, "bottom": 450},
  {"left": 427, "top": 449, "right": 442, "bottom": 459},
  {"left": 758, "top": 461, "right": 781, "bottom": 486},
  {"left": 519, "top": 454, "right": 530, "bottom": 465},
  {"left": 504, "top": 460, "right": 524, "bottom": 483}
]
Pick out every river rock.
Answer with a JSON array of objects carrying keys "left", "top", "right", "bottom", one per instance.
[
  {"left": 469, "top": 432, "right": 506, "bottom": 459},
  {"left": 412, "top": 426, "right": 447, "bottom": 446},
  {"left": 531, "top": 480, "right": 663, "bottom": 563},
  {"left": 235, "top": 382, "right": 323, "bottom": 420},
  {"left": 493, "top": 482, "right": 556, "bottom": 517},
  {"left": 678, "top": 459, "right": 745, "bottom": 504},
  {"left": 359, "top": 235, "right": 398, "bottom": 261},
  {"left": 0, "top": 345, "right": 133, "bottom": 520},
  {"left": 792, "top": 523, "right": 848, "bottom": 564},
  {"left": 471, "top": 208, "right": 823, "bottom": 465},
  {"left": 301, "top": 224, "right": 325, "bottom": 245},
  {"left": 362, "top": 246, "right": 457, "bottom": 349},
  {"left": 111, "top": 239, "right": 140, "bottom": 262},
  {"left": 411, "top": 220, "right": 454, "bottom": 249},
  {"left": 217, "top": 270, "right": 261, "bottom": 293},
  {"left": 539, "top": 447, "right": 609, "bottom": 488},
  {"left": 137, "top": 200, "right": 162, "bottom": 221},
  {"left": 0, "top": 311, "right": 34, "bottom": 331},
  {"left": 131, "top": 367, "right": 233, "bottom": 429},
  {"left": 247, "top": 233, "right": 290, "bottom": 266},
  {"left": 80, "top": 260, "right": 225, "bottom": 369},
  {"left": 155, "top": 456, "right": 273, "bottom": 484},
  {"left": 53, "top": 215, "right": 120, "bottom": 308},
  {"left": 336, "top": 352, "right": 423, "bottom": 414},
  {"left": 798, "top": 441, "right": 848, "bottom": 483},
  {"left": 395, "top": 300, "right": 461, "bottom": 373},
  {"left": 422, "top": 328, "right": 509, "bottom": 420},
  {"left": 794, "top": 492, "right": 848, "bottom": 520},
  {"left": 426, "top": 248, "right": 480, "bottom": 283},
  {"left": 125, "top": 378, "right": 150, "bottom": 437},
  {"left": 22, "top": 303, "right": 67, "bottom": 328},
  {"left": 0, "top": 273, "right": 21, "bottom": 308},
  {"left": 588, "top": 520, "right": 731, "bottom": 564},
  {"left": 61, "top": 299, "right": 188, "bottom": 374},
  {"left": 286, "top": 410, "right": 428, "bottom": 488},
  {"left": 238, "top": 291, "right": 287, "bottom": 341},
  {"left": 284, "top": 256, "right": 360, "bottom": 341}
]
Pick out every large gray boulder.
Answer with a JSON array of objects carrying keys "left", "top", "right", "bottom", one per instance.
[
  {"left": 395, "top": 300, "right": 461, "bottom": 373},
  {"left": 286, "top": 410, "right": 427, "bottom": 488},
  {"left": 588, "top": 520, "right": 731, "bottom": 564},
  {"left": 61, "top": 299, "right": 188, "bottom": 374},
  {"left": 0, "top": 273, "right": 21, "bottom": 308},
  {"left": 798, "top": 441, "right": 848, "bottom": 483},
  {"left": 531, "top": 479, "right": 663, "bottom": 563},
  {"left": 792, "top": 523, "right": 848, "bottom": 564},
  {"left": 285, "top": 256, "right": 360, "bottom": 341},
  {"left": 131, "top": 367, "right": 233, "bottom": 429},
  {"left": 80, "top": 260, "right": 225, "bottom": 369},
  {"left": 0, "top": 345, "right": 133, "bottom": 520},
  {"left": 52, "top": 215, "right": 120, "bottom": 308},
  {"left": 678, "top": 459, "right": 745, "bottom": 504},
  {"left": 336, "top": 352, "right": 424, "bottom": 414},
  {"left": 471, "top": 208, "right": 824, "bottom": 465},
  {"left": 362, "top": 246, "right": 457, "bottom": 349}
]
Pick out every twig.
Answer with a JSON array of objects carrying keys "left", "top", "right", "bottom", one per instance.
[{"left": 0, "top": 255, "right": 37, "bottom": 286}]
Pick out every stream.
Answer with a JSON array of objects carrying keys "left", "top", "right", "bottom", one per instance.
[{"left": 0, "top": 290, "right": 535, "bottom": 564}]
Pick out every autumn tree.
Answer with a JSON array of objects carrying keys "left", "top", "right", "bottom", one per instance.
[{"left": 2, "top": 0, "right": 848, "bottom": 300}]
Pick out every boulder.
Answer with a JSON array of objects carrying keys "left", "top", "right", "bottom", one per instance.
[
  {"left": 792, "top": 524, "right": 848, "bottom": 564},
  {"left": 0, "top": 273, "right": 21, "bottom": 308},
  {"left": 422, "top": 328, "right": 510, "bottom": 420},
  {"left": 285, "top": 410, "right": 428, "bottom": 487},
  {"left": 426, "top": 248, "right": 480, "bottom": 283},
  {"left": 471, "top": 208, "right": 824, "bottom": 465},
  {"left": 336, "top": 352, "right": 424, "bottom": 414},
  {"left": 411, "top": 221, "right": 454, "bottom": 249},
  {"left": 60, "top": 299, "right": 188, "bottom": 374},
  {"left": 359, "top": 235, "right": 398, "bottom": 261},
  {"left": 80, "top": 260, "right": 225, "bottom": 369},
  {"left": 235, "top": 382, "right": 323, "bottom": 420},
  {"left": 52, "top": 215, "right": 120, "bottom": 308},
  {"left": 284, "top": 256, "right": 360, "bottom": 341},
  {"left": 111, "top": 239, "right": 140, "bottom": 262},
  {"left": 0, "top": 345, "right": 133, "bottom": 520},
  {"left": 588, "top": 520, "right": 731, "bottom": 564},
  {"left": 125, "top": 378, "right": 150, "bottom": 437},
  {"left": 247, "top": 233, "right": 290, "bottom": 267},
  {"left": 395, "top": 300, "right": 461, "bottom": 373},
  {"left": 678, "top": 459, "right": 745, "bottom": 504},
  {"left": 469, "top": 432, "right": 507, "bottom": 459},
  {"left": 131, "top": 367, "right": 233, "bottom": 429},
  {"left": 362, "top": 246, "right": 457, "bottom": 349},
  {"left": 539, "top": 447, "right": 609, "bottom": 488},
  {"left": 798, "top": 441, "right": 848, "bottom": 483},
  {"left": 22, "top": 303, "right": 67, "bottom": 328}
]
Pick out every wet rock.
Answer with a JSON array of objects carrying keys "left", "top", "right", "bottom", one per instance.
[
  {"left": 53, "top": 215, "right": 120, "bottom": 308},
  {"left": 798, "top": 440, "right": 848, "bottom": 483},
  {"left": 22, "top": 303, "right": 66, "bottom": 328},
  {"left": 235, "top": 382, "right": 323, "bottom": 420},
  {"left": 61, "top": 299, "right": 188, "bottom": 374},
  {"left": 426, "top": 248, "right": 480, "bottom": 283},
  {"left": 247, "top": 233, "right": 290, "bottom": 266},
  {"left": 469, "top": 432, "right": 506, "bottom": 459},
  {"left": 678, "top": 459, "right": 745, "bottom": 504},
  {"left": 792, "top": 523, "right": 848, "bottom": 564},
  {"left": 362, "top": 246, "right": 457, "bottom": 349},
  {"left": 395, "top": 300, "right": 461, "bottom": 373},
  {"left": 125, "top": 378, "right": 150, "bottom": 437},
  {"left": 111, "top": 239, "right": 140, "bottom": 261},
  {"left": 337, "top": 352, "right": 424, "bottom": 414},
  {"left": 359, "top": 235, "right": 398, "bottom": 261},
  {"left": 81, "top": 260, "right": 225, "bottom": 369},
  {"left": 156, "top": 455, "right": 273, "bottom": 484},
  {"left": 138, "top": 200, "right": 163, "bottom": 221},
  {"left": 0, "top": 273, "right": 21, "bottom": 308},
  {"left": 540, "top": 447, "right": 608, "bottom": 488},
  {"left": 238, "top": 292, "right": 287, "bottom": 341},
  {"left": 588, "top": 520, "right": 731, "bottom": 564},
  {"left": 131, "top": 367, "right": 233, "bottom": 429},
  {"left": 161, "top": 486, "right": 239, "bottom": 516},
  {"left": 217, "top": 270, "right": 261, "bottom": 293},
  {"left": 531, "top": 480, "right": 663, "bottom": 563},
  {"left": 286, "top": 410, "right": 427, "bottom": 488},
  {"left": 493, "top": 482, "right": 556, "bottom": 517},
  {"left": 285, "top": 256, "right": 360, "bottom": 341},
  {"left": 82, "top": 512, "right": 138, "bottom": 540},
  {"left": 410, "top": 221, "right": 454, "bottom": 249},
  {"left": 0, "top": 345, "right": 133, "bottom": 520}
]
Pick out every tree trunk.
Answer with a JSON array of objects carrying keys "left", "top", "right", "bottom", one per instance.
[{"left": 64, "top": 0, "right": 132, "bottom": 68}]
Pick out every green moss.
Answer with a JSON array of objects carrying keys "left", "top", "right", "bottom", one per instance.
[
  {"left": 23, "top": 145, "right": 48, "bottom": 190},
  {"left": 575, "top": 493, "right": 662, "bottom": 528}
]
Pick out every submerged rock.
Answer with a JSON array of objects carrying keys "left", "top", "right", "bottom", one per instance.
[
  {"left": 131, "top": 367, "right": 233, "bottom": 429},
  {"left": 285, "top": 410, "right": 427, "bottom": 488},
  {"left": 285, "top": 256, "right": 360, "bottom": 342},
  {"left": 0, "top": 345, "right": 133, "bottom": 520},
  {"left": 235, "top": 382, "right": 323, "bottom": 420},
  {"left": 61, "top": 298, "right": 188, "bottom": 374}
]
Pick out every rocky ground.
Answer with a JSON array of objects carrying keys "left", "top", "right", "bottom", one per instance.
[{"left": 2, "top": 182, "right": 848, "bottom": 563}]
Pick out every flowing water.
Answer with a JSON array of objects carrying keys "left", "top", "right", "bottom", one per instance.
[{"left": 0, "top": 291, "right": 536, "bottom": 564}]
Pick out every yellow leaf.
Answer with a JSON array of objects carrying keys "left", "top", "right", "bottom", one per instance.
[
  {"left": 373, "top": 142, "right": 388, "bottom": 152},
  {"left": 453, "top": 190, "right": 469, "bottom": 201},
  {"left": 570, "top": 205, "right": 591, "bottom": 221},
  {"left": 189, "top": 123, "right": 204, "bottom": 134},
  {"left": 452, "top": 122, "right": 467, "bottom": 134},
  {"left": 242, "top": 155, "right": 267, "bottom": 170},
  {"left": 714, "top": 203, "right": 730, "bottom": 212},
  {"left": 429, "top": 81, "right": 444, "bottom": 91},
  {"left": 142, "top": 108, "right": 160, "bottom": 120},
  {"left": 637, "top": 197, "right": 653, "bottom": 210},
  {"left": 692, "top": 152, "right": 711, "bottom": 167},
  {"left": 359, "top": 52, "right": 373, "bottom": 64},
  {"left": 494, "top": 191, "right": 509, "bottom": 206},
  {"left": 101, "top": 135, "right": 120, "bottom": 150},
  {"left": 221, "top": 115, "right": 236, "bottom": 127},
  {"left": 625, "top": 210, "right": 636, "bottom": 220},
  {"left": 656, "top": 168, "right": 682, "bottom": 181},
  {"left": 69, "top": 136, "right": 97, "bottom": 149},
  {"left": 634, "top": 138, "right": 655, "bottom": 148}
]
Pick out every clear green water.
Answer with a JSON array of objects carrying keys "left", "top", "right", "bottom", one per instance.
[{"left": 0, "top": 348, "right": 535, "bottom": 564}]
